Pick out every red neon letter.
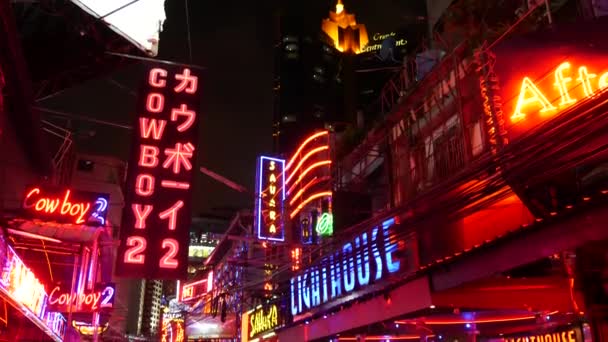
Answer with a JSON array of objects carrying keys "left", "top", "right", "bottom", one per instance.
[
  {"left": 158, "top": 200, "right": 184, "bottom": 230},
  {"left": 161, "top": 180, "right": 190, "bottom": 190},
  {"left": 139, "top": 118, "right": 167, "bottom": 140},
  {"left": 149, "top": 68, "right": 168, "bottom": 88},
  {"left": 146, "top": 93, "right": 165, "bottom": 113},
  {"left": 170, "top": 104, "right": 196, "bottom": 132},
  {"left": 135, "top": 174, "right": 155, "bottom": 197},
  {"left": 124, "top": 236, "right": 146, "bottom": 264},
  {"left": 23, "top": 188, "right": 40, "bottom": 208},
  {"left": 162, "top": 142, "right": 195, "bottom": 174},
  {"left": 132, "top": 204, "right": 153, "bottom": 229},
  {"left": 139, "top": 145, "right": 159, "bottom": 168},
  {"left": 174, "top": 68, "right": 198, "bottom": 94},
  {"left": 159, "top": 239, "right": 179, "bottom": 269}
]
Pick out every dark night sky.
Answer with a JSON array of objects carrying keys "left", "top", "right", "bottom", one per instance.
[{"left": 38, "top": 0, "right": 427, "bottom": 217}]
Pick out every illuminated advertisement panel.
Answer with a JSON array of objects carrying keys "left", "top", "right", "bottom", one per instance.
[
  {"left": 242, "top": 303, "right": 284, "bottom": 341},
  {"left": 290, "top": 218, "right": 413, "bottom": 318},
  {"left": 161, "top": 318, "right": 186, "bottom": 342},
  {"left": 0, "top": 239, "right": 66, "bottom": 340},
  {"left": 489, "top": 24, "right": 608, "bottom": 141},
  {"left": 180, "top": 271, "right": 213, "bottom": 302},
  {"left": 254, "top": 156, "right": 286, "bottom": 242},
  {"left": 0, "top": 245, "right": 48, "bottom": 318},
  {"left": 69, "top": 0, "right": 166, "bottom": 55},
  {"left": 22, "top": 186, "right": 109, "bottom": 226},
  {"left": 48, "top": 283, "right": 116, "bottom": 312},
  {"left": 116, "top": 64, "right": 201, "bottom": 279}
]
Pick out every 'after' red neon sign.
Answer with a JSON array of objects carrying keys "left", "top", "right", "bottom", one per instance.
[{"left": 511, "top": 62, "right": 608, "bottom": 123}]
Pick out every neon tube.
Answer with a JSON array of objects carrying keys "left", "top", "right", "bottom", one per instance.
[
  {"left": 289, "top": 176, "right": 330, "bottom": 206},
  {"left": 286, "top": 145, "right": 329, "bottom": 184},
  {"left": 286, "top": 131, "right": 329, "bottom": 170},
  {"left": 289, "top": 177, "right": 319, "bottom": 205},
  {"left": 287, "top": 160, "right": 331, "bottom": 195},
  {"left": 290, "top": 191, "right": 332, "bottom": 218}
]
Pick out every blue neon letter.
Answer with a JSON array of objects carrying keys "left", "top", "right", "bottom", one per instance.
[
  {"left": 383, "top": 220, "right": 401, "bottom": 273},
  {"left": 342, "top": 242, "right": 355, "bottom": 292},
  {"left": 371, "top": 226, "right": 383, "bottom": 280},
  {"left": 355, "top": 233, "right": 370, "bottom": 286}
]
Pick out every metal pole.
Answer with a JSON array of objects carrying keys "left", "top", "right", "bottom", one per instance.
[
  {"left": 67, "top": 254, "right": 79, "bottom": 333},
  {"left": 544, "top": 0, "right": 553, "bottom": 24},
  {"left": 90, "top": 229, "right": 103, "bottom": 342}
]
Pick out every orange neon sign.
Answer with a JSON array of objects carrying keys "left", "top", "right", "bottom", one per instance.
[{"left": 511, "top": 62, "right": 608, "bottom": 123}]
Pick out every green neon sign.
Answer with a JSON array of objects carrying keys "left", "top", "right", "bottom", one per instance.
[{"left": 315, "top": 213, "right": 333, "bottom": 236}]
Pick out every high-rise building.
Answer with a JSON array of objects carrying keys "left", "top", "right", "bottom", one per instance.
[
  {"left": 141, "top": 279, "right": 163, "bottom": 337},
  {"left": 272, "top": 3, "right": 345, "bottom": 154}
]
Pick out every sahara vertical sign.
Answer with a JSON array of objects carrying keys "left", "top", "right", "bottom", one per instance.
[
  {"left": 254, "top": 156, "right": 286, "bottom": 242},
  {"left": 116, "top": 64, "right": 201, "bottom": 279}
]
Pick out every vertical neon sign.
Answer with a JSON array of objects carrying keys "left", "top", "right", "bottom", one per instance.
[
  {"left": 255, "top": 156, "right": 286, "bottom": 241},
  {"left": 116, "top": 64, "right": 201, "bottom": 279}
]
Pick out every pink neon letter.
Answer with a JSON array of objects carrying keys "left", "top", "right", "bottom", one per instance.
[
  {"left": 139, "top": 118, "right": 167, "bottom": 140},
  {"left": 146, "top": 93, "right": 165, "bottom": 113},
  {"left": 135, "top": 174, "right": 155, "bottom": 197},
  {"left": 174, "top": 68, "right": 198, "bottom": 94},
  {"left": 159, "top": 239, "right": 179, "bottom": 269},
  {"left": 132, "top": 204, "right": 153, "bottom": 229},
  {"left": 124, "top": 236, "right": 146, "bottom": 264},
  {"left": 139, "top": 145, "right": 159, "bottom": 168},
  {"left": 158, "top": 200, "right": 184, "bottom": 230},
  {"left": 149, "top": 68, "right": 168, "bottom": 88}
]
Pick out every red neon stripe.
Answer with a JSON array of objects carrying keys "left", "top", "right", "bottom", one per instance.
[
  {"left": 285, "top": 145, "right": 329, "bottom": 184},
  {"left": 290, "top": 191, "right": 332, "bottom": 218},
  {"left": 287, "top": 160, "right": 331, "bottom": 195},
  {"left": 289, "top": 176, "right": 330, "bottom": 205},
  {"left": 286, "top": 131, "right": 329, "bottom": 170}
]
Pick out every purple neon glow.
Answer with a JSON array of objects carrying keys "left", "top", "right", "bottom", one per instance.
[{"left": 255, "top": 156, "right": 286, "bottom": 242}]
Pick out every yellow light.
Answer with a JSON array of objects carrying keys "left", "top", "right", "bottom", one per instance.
[
  {"left": 511, "top": 77, "right": 556, "bottom": 122},
  {"left": 553, "top": 62, "right": 577, "bottom": 106}
]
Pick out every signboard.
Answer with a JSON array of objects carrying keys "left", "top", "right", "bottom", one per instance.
[
  {"left": 161, "top": 318, "right": 186, "bottom": 342},
  {"left": 48, "top": 283, "right": 116, "bottom": 312},
  {"left": 362, "top": 31, "right": 407, "bottom": 54},
  {"left": 490, "top": 23, "right": 608, "bottom": 140},
  {"left": 0, "top": 238, "right": 66, "bottom": 340},
  {"left": 254, "top": 156, "right": 286, "bottom": 242},
  {"left": 116, "top": 64, "right": 202, "bottom": 279},
  {"left": 497, "top": 325, "right": 583, "bottom": 342},
  {"left": 0, "top": 245, "right": 48, "bottom": 318},
  {"left": 290, "top": 218, "right": 413, "bottom": 318},
  {"left": 22, "top": 186, "right": 109, "bottom": 226},
  {"left": 180, "top": 271, "right": 213, "bottom": 301},
  {"left": 245, "top": 304, "right": 283, "bottom": 340}
]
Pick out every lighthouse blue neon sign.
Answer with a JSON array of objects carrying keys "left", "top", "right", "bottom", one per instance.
[{"left": 290, "top": 218, "right": 401, "bottom": 316}]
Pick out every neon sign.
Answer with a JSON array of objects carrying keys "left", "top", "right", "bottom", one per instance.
[
  {"left": 22, "top": 187, "right": 109, "bottom": 226},
  {"left": 254, "top": 156, "right": 286, "bottom": 241},
  {"left": 290, "top": 218, "right": 402, "bottom": 317},
  {"left": 180, "top": 271, "right": 213, "bottom": 301},
  {"left": 315, "top": 213, "right": 333, "bottom": 236},
  {"left": 511, "top": 62, "right": 608, "bottom": 123},
  {"left": 0, "top": 245, "right": 48, "bottom": 318},
  {"left": 161, "top": 318, "right": 186, "bottom": 342},
  {"left": 248, "top": 304, "right": 281, "bottom": 339},
  {"left": 48, "top": 283, "right": 115, "bottom": 312},
  {"left": 501, "top": 326, "right": 581, "bottom": 342},
  {"left": 116, "top": 64, "right": 201, "bottom": 279}
]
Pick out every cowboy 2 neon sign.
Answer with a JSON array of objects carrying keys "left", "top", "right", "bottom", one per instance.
[{"left": 23, "top": 187, "right": 109, "bottom": 226}]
